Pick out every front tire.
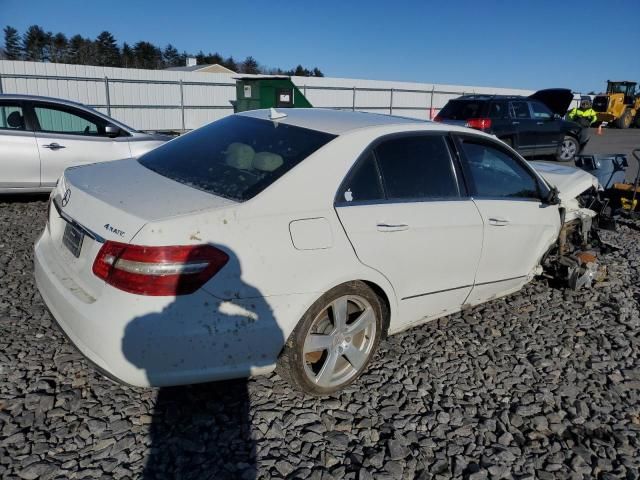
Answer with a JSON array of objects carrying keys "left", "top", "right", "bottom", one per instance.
[
  {"left": 614, "top": 109, "right": 632, "bottom": 129},
  {"left": 276, "top": 282, "right": 384, "bottom": 396},
  {"left": 556, "top": 136, "right": 579, "bottom": 162}
]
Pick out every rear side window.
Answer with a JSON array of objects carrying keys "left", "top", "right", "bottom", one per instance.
[
  {"left": 375, "top": 135, "right": 459, "bottom": 200},
  {"left": 0, "top": 103, "right": 25, "bottom": 130},
  {"left": 460, "top": 140, "right": 540, "bottom": 199},
  {"left": 488, "top": 102, "right": 507, "bottom": 118},
  {"left": 339, "top": 152, "right": 384, "bottom": 203},
  {"left": 438, "top": 100, "right": 486, "bottom": 120},
  {"left": 509, "top": 101, "right": 531, "bottom": 119},
  {"left": 139, "top": 116, "right": 335, "bottom": 201}
]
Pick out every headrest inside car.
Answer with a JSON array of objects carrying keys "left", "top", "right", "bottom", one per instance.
[
  {"left": 253, "top": 152, "right": 284, "bottom": 172},
  {"left": 7, "top": 111, "right": 24, "bottom": 129},
  {"left": 224, "top": 142, "right": 255, "bottom": 170}
]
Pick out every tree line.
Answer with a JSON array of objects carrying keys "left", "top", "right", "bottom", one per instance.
[{"left": 1, "top": 25, "right": 324, "bottom": 77}]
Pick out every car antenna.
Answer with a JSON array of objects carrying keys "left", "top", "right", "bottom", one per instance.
[{"left": 269, "top": 107, "right": 287, "bottom": 120}]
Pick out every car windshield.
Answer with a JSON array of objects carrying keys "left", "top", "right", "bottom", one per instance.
[
  {"left": 138, "top": 115, "right": 336, "bottom": 201},
  {"left": 438, "top": 100, "right": 486, "bottom": 120}
]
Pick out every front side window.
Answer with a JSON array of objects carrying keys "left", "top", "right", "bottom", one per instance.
[
  {"left": 530, "top": 101, "right": 552, "bottom": 119},
  {"left": 460, "top": 140, "right": 540, "bottom": 199},
  {"left": 510, "top": 101, "right": 531, "bottom": 119},
  {"left": 34, "top": 105, "right": 105, "bottom": 135},
  {"left": 375, "top": 135, "right": 459, "bottom": 200},
  {"left": 140, "top": 116, "right": 336, "bottom": 201},
  {"left": 0, "top": 104, "right": 25, "bottom": 130}
]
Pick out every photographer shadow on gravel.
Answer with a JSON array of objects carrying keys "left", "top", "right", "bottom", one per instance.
[{"left": 121, "top": 246, "right": 283, "bottom": 479}]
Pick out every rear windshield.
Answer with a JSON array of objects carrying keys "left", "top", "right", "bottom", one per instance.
[
  {"left": 138, "top": 115, "right": 336, "bottom": 201},
  {"left": 438, "top": 100, "right": 487, "bottom": 120}
]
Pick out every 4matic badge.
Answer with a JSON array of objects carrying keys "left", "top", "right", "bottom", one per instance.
[{"left": 104, "top": 224, "right": 126, "bottom": 237}]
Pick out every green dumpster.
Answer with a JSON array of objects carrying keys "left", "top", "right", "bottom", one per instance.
[{"left": 233, "top": 75, "right": 313, "bottom": 113}]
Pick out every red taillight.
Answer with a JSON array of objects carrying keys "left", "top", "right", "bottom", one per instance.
[
  {"left": 433, "top": 115, "right": 443, "bottom": 122},
  {"left": 466, "top": 118, "right": 492, "bottom": 130},
  {"left": 92, "top": 241, "right": 229, "bottom": 296}
]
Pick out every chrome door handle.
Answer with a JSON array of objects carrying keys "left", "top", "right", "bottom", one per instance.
[
  {"left": 377, "top": 223, "right": 409, "bottom": 232},
  {"left": 536, "top": 121, "right": 544, "bottom": 125},
  {"left": 488, "top": 217, "right": 510, "bottom": 226},
  {"left": 42, "top": 143, "right": 66, "bottom": 150},
  {"left": 511, "top": 121, "right": 520, "bottom": 125}
]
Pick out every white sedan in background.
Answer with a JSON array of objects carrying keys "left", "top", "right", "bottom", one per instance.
[
  {"left": 0, "top": 94, "right": 170, "bottom": 193},
  {"left": 35, "top": 108, "right": 600, "bottom": 395}
]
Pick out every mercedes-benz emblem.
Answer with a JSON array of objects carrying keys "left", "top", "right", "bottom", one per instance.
[{"left": 61, "top": 188, "right": 71, "bottom": 207}]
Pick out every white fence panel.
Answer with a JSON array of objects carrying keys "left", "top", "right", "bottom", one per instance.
[{"left": 0, "top": 60, "right": 582, "bottom": 130}]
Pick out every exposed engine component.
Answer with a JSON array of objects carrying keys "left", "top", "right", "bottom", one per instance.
[{"left": 543, "top": 187, "right": 614, "bottom": 290}]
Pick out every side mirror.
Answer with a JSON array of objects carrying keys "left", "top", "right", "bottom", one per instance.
[
  {"left": 544, "top": 186, "right": 561, "bottom": 205},
  {"left": 105, "top": 124, "right": 121, "bottom": 138}
]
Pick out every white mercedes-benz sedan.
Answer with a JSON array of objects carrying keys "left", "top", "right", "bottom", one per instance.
[{"left": 34, "top": 108, "right": 601, "bottom": 395}]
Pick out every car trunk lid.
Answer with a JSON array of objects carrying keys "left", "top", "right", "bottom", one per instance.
[
  {"left": 59, "top": 158, "right": 236, "bottom": 243},
  {"left": 528, "top": 89, "right": 574, "bottom": 116},
  {"left": 47, "top": 159, "right": 236, "bottom": 299}
]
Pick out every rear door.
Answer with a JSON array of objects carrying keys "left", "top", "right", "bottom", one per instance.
[
  {"left": 454, "top": 135, "right": 560, "bottom": 304},
  {"left": 508, "top": 100, "right": 537, "bottom": 153},
  {"left": 335, "top": 133, "right": 483, "bottom": 329},
  {"left": 0, "top": 100, "right": 40, "bottom": 189},
  {"left": 29, "top": 101, "right": 132, "bottom": 187}
]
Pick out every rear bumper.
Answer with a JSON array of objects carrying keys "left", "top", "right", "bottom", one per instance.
[{"left": 34, "top": 230, "right": 309, "bottom": 387}]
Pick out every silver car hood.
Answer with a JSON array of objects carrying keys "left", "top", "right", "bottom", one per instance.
[{"left": 530, "top": 161, "right": 600, "bottom": 202}]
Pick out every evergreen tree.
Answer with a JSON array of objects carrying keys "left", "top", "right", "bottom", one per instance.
[
  {"left": 293, "top": 65, "right": 309, "bottom": 76},
  {"left": 3, "top": 26, "right": 22, "bottom": 60},
  {"left": 204, "top": 52, "right": 223, "bottom": 65},
  {"left": 133, "top": 41, "right": 163, "bottom": 69},
  {"left": 163, "top": 44, "right": 181, "bottom": 67},
  {"left": 95, "top": 31, "right": 120, "bottom": 66},
  {"left": 48, "top": 32, "right": 68, "bottom": 63},
  {"left": 223, "top": 56, "right": 238, "bottom": 72},
  {"left": 312, "top": 67, "right": 324, "bottom": 77},
  {"left": 121, "top": 42, "right": 134, "bottom": 68},
  {"left": 241, "top": 56, "right": 260, "bottom": 74},
  {"left": 22, "top": 25, "right": 48, "bottom": 61},
  {"left": 66, "top": 35, "right": 95, "bottom": 65}
]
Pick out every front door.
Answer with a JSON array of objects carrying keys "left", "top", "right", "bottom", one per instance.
[
  {"left": 529, "top": 100, "right": 564, "bottom": 155},
  {"left": 454, "top": 135, "right": 561, "bottom": 304},
  {"left": 0, "top": 100, "right": 40, "bottom": 189},
  {"left": 335, "top": 134, "right": 483, "bottom": 329},
  {"left": 29, "top": 102, "right": 132, "bottom": 187}
]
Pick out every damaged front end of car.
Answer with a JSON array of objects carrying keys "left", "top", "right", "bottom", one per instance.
[{"left": 531, "top": 162, "right": 616, "bottom": 290}]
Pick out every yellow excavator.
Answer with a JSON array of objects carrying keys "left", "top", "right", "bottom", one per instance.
[{"left": 592, "top": 81, "right": 640, "bottom": 128}]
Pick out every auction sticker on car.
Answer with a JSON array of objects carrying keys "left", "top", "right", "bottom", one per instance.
[{"left": 62, "top": 222, "right": 84, "bottom": 258}]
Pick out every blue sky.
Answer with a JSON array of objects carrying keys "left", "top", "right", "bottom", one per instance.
[{"left": 2, "top": 0, "right": 639, "bottom": 93}]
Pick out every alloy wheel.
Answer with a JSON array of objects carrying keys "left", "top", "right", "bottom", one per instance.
[{"left": 302, "top": 295, "right": 377, "bottom": 388}]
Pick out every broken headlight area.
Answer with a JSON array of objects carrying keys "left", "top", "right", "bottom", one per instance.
[{"left": 543, "top": 187, "right": 616, "bottom": 290}]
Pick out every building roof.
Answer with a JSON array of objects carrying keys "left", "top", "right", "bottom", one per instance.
[
  {"left": 164, "top": 64, "right": 236, "bottom": 74},
  {"left": 238, "top": 108, "right": 428, "bottom": 135}
]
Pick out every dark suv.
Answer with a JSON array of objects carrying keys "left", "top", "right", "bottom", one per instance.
[{"left": 435, "top": 89, "right": 588, "bottom": 162}]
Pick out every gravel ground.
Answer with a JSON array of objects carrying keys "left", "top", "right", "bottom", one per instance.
[{"left": 1, "top": 198, "right": 640, "bottom": 480}]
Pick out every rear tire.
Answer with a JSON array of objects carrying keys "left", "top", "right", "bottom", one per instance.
[
  {"left": 556, "top": 136, "right": 579, "bottom": 162},
  {"left": 614, "top": 109, "right": 632, "bottom": 129},
  {"left": 276, "top": 281, "right": 384, "bottom": 396},
  {"left": 634, "top": 112, "right": 640, "bottom": 128}
]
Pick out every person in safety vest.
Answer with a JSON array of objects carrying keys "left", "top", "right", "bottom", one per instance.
[{"left": 568, "top": 98, "right": 598, "bottom": 127}]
